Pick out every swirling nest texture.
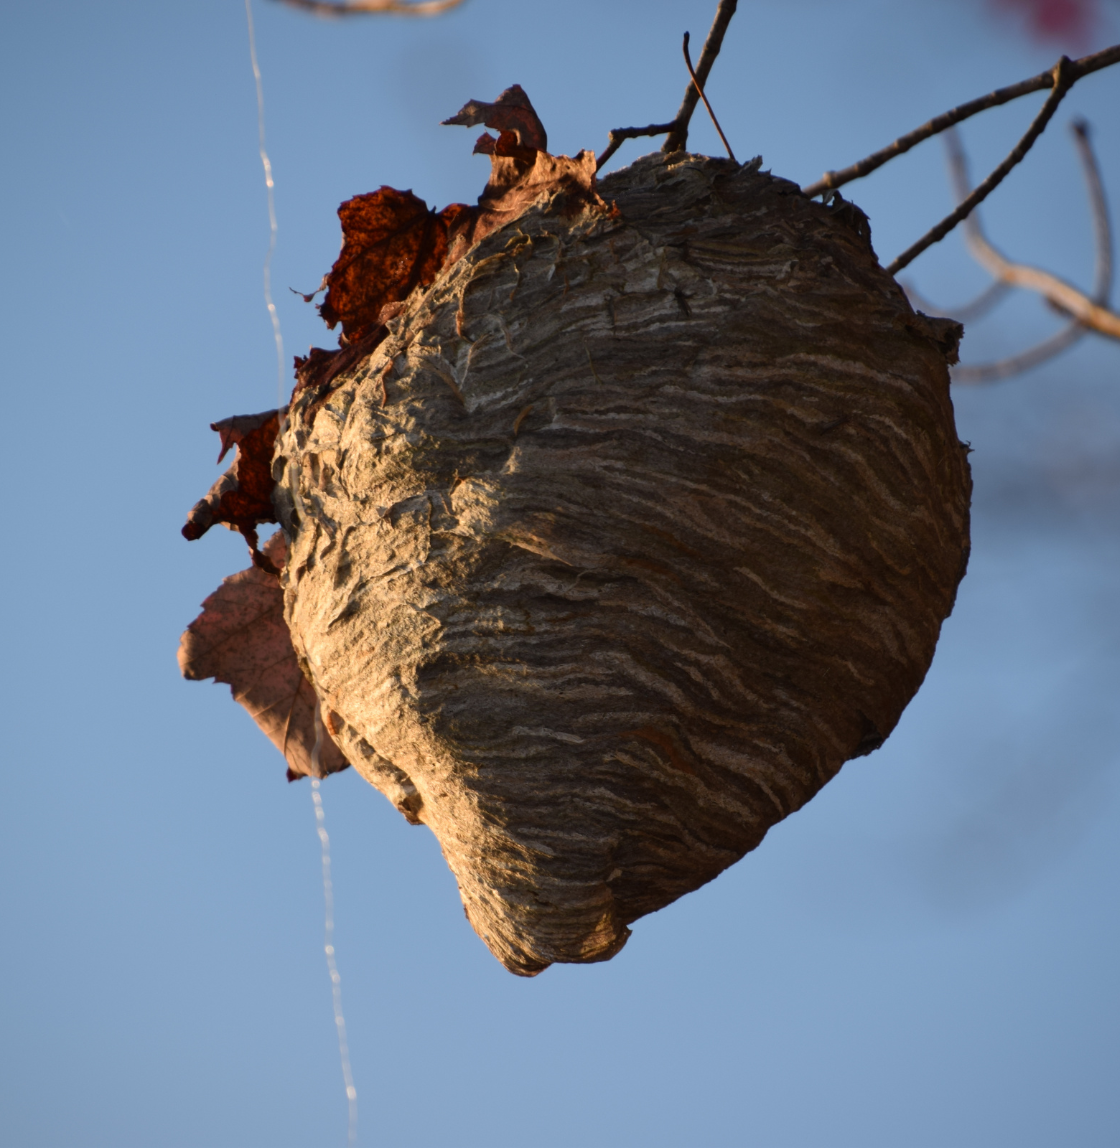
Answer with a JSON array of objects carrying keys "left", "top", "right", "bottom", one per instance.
[{"left": 274, "top": 152, "right": 971, "bottom": 975}]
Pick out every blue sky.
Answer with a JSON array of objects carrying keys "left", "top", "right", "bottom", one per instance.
[{"left": 1, "top": 1, "right": 1118, "bottom": 1144}]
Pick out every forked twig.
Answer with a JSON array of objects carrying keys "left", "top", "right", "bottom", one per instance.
[
  {"left": 270, "top": 0, "right": 463, "bottom": 15},
  {"left": 954, "top": 121, "right": 1117, "bottom": 337},
  {"left": 945, "top": 121, "right": 1117, "bottom": 381},
  {"left": 682, "top": 31, "right": 737, "bottom": 163},
  {"left": 886, "top": 57, "right": 1076, "bottom": 275},
  {"left": 951, "top": 122, "right": 1102, "bottom": 375},
  {"left": 663, "top": 3, "right": 739, "bottom": 154},
  {"left": 803, "top": 43, "right": 1120, "bottom": 198},
  {"left": 597, "top": 0, "right": 739, "bottom": 170}
]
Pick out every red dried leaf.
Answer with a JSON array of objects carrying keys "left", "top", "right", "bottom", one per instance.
[
  {"left": 178, "top": 533, "right": 350, "bottom": 782},
  {"left": 318, "top": 187, "right": 472, "bottom": 342},
  {"left": 211, "top": 410, "right": 272, "bottom": 464},
  {"left": 182, "top": 409, "right": 282, "bottom": 569}
]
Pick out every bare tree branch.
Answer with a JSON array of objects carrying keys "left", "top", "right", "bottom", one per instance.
[
  {"left": 803, "top": 43, "right": 1120, "bottom": 199},
  {"left": 960, "top": 265, "right": 1120, "bottom": 337},
  {"left": 903, "top": 279, "right": 1011, "bottom": 325},
  {"left": 597, "top": 123, "right": 679, "bottom": 172},
  {"left": 947, "top": 120, "right": 1117, "bottom": 382},
  {"left": 885, "top": 57, "right": 1076, "bottom": 275},
  {"left": 597, "top": 0, "right": 740, "bottom": 170},
  {"left": 949, "top": 122, "right": 1112, "bottom": 290},
  {"left": 270, "top": 0, "right": 464, "bottom": 16}
]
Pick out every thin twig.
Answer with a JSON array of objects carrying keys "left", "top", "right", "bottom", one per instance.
[
  {"left": 903, "top": 279, "right": 1011, "bottom": 325},
  {"left": 946, "top": 121, "right": 1118, "bottom": 381},
  {"left": 663, "top": 0, "right": 739, "bottom": 154},
  {"left": 597, "top": 0, "right": 740, "bottom": 169},
  {"left": 803, "top": 43, "right": 1120, "bottom": 198},
  {"left": 682, "top": 31, "right": 737, "bottom": 163},
  {"left": 886, "top": 57, "right": 1076, "bottom": 275},
  {"left": 270, "top": 0, "right": 463, "bottom": 15}
]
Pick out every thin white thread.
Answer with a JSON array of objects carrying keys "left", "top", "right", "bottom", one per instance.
[
  {"left": 244, "top": 10, "right": 352, "bottom": 1137},
  {"left": 245, "top": 0, "right": 286, "bottom": 407},
  {"left": 312, "top": 708, "right": 358, "bottom": 1145}
]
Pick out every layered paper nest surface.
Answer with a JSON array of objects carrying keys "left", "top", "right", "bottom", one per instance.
[{"left": 273, "top": 152, "right": 971, "bottom": 975}]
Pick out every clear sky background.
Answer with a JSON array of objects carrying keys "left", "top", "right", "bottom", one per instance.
[{"left": 2, "top": 1, "right": 1119, "bottom": 1145}]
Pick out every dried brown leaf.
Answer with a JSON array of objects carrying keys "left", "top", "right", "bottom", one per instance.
[
  {"left": 182, "top": 409, "right": 282, "bottom": 571},
  {"left": 471, "top": 148, "right": 603, "bottom": 249},
  {"left": 442, "top": 84, "right": 548, "bottom": 155},
  {"left": 443, "top": 87, "right": 605, "bottom": 257},
  {"left": 178, "top": 533, "right": 349, "bottom": 781}
]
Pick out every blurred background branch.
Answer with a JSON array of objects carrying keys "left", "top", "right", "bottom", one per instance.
[
  {"left": 950, "top": 120, "right": 1118, "bottom": 336},
  {"left": 269, "top": 0, "right": 464, "bottom": 17},
  {"left": 907, "top": 118, "right": 1117, "bottom": 382},
  {"left": 903, "top": 278, "right": 1011, "bottom": 327},
  {"left": 950, "top": 119, "right": 1115, "bottom": 380}
]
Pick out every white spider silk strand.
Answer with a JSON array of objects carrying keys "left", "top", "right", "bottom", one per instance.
[
  {"left": 312, "top": 713, "right": 359, "bottom": 1147},
  {"left": 244, "top": 0, "right": 286, "bottom": 407},
  {"left": 244, "top": 8, "right": 357, "bottom": 1137}
]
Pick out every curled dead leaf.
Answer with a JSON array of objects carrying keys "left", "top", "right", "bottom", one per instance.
[
  {"left": 442, "top": 83, "right": 548, "bottom": 156},
  {"left": 178, "top": 533, "right": 349, "bottom": 781},
  {"left": 182, "top": 408, "right": 283, "bottom": 572},
  {"left": 444, "top": 86, "right": 605, "bottom": 260}
]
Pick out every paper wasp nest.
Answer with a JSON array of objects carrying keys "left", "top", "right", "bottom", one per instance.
[{"left": 271, "top": 151, "right": 970, "bottom": 975}]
